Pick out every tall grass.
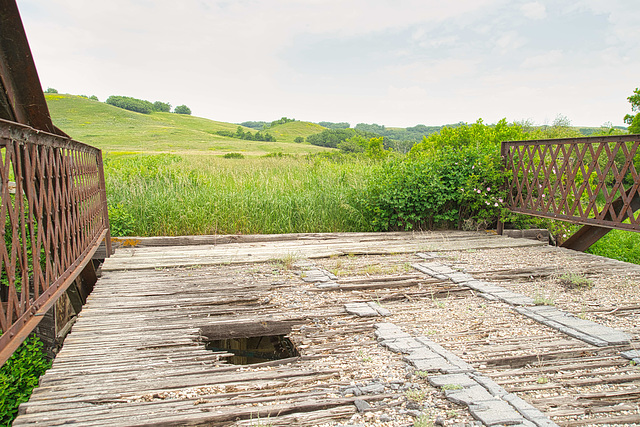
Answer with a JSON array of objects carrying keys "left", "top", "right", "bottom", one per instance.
[{"left": 104, "top": 153, "right": 375, "bottom": 236}]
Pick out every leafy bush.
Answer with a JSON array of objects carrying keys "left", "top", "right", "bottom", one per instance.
[
  {"left": 153, "top": 101, "right": 171, "bottom": 112},
  {"left": 352, "top": 119, "right": 524, "bottom": 231},
  {"left": 106, "top": 96, "right": 154, "bottom": 114},
  {"left": 294, "top": 136, "right": 304, "bottom": 143},
  {"left": 174, "top": 105, "right": 191, "bottom": 115},
  {"left": 108, "top": 203, "right": 136, "bottom": 236},
  {"left": 216, "top": 127, "right": 276, "bottom": 142},
  {"left": 223, "top": 152, "right": 244, "bottom": 159},
  {"left": 0, "top": 335, "right": 51, "bottom": 426}
]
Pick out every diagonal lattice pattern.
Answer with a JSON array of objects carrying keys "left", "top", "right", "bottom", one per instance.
[
  {"left": 503, "top": 135, "right": 640, "bottom": 231},
  {"left": 0, "top": 119, "right": 110, "bottom": 362}
]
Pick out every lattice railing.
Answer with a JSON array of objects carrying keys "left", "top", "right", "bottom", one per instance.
[
  {"left": 502, "top": 135, "right": 640, "bottom": 231},
  {"left": 0, "top": 118, "right": 110, "bottom": 364}
]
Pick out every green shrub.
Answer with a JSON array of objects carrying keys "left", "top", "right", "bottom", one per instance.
[
  {"left": 174, "top": 105, "right": 191, "bottom": 115},
  {"left": 294, "top": 136, "right": 304, "bottom": 143},
  {"left": 352, "top": 120, "right": 520, "bottom": 231},
  {"left": 106, "top": 96, "right": 154, "bottom": 114},
  {"left": 223, "top": 152, "right": 245, "bottom": 159},
  {"left": 153, "top": 101, "right": 171, "bottom": 112},
  {"left": 108, "top": 203, "right": 136, "bottom": 236},
  {"left": 0, "top": 335, "right": 51, "bottom": 426}
]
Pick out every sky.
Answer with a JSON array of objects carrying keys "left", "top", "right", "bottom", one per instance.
[{"left": 17, "top": 0, "right": 640, "bottom": 128}]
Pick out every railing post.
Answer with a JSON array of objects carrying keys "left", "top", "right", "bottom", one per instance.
[
  {"left": 97, "top": 150, "right": 112, "bottom": 257},
  {"left": 497, "top": 141, "right": 508, "bottom": 235}
]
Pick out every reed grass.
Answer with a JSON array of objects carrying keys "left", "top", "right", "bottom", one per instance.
[{"left": 104, "top": 153, "right": 375, "bottom": 236}]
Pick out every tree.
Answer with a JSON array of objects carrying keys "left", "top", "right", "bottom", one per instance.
[
  {"left": 174, "top": 104, "right": 191, "bottom": 115},
  {"left": 106, "top": 95, "right": 154, "bottom": 114},
  {"left": 44, "top": 87, "right": 58, "bottom": 93},
  {"left": 153, "top": 101, "right": 171, "bottom": 112},
  {"left": 624, "top": 88, "right": 640, "bottom": 134}
]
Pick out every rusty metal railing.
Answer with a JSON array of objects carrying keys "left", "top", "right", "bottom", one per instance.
[
  {"left": 0, "top": 118, "right": 111, "bottom": 365},
  {"left": 502, "top": 134, "right": 640, "bottom": 235}
]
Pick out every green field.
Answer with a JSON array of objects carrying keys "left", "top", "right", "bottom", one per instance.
[{"left": 45, "top": 94, "right": 331, "bottom": 155}]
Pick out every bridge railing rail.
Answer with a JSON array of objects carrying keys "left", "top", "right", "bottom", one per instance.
[
  {"left": 501, "top": 134, "right": 640, "bottom": 232},
  {"left": 0, "top": 118, "right": 110, "bottom": 365}
]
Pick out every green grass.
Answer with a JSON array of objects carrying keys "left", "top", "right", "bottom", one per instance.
[
  {"left": 267, "top": 121, "right": 326, "bottom": 143},
  {"left": 105, "top": 153, "right": 375, "bottom": 236},
  {"left": 587, "top": 229, "right": 640, "bottom": 265},
  {"left": 45, "top": 94, "right": 330, "bottom": 155}
]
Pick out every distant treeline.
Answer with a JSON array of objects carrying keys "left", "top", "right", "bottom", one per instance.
[
  {"left": 106, "top": 95, "right": 191, "bottom": 115},
  {"left": 239, "top": 117, "right": 296, "bottom": 130},
  {"left": 217, "top": 126, "right": 276, "bottom": 142}
]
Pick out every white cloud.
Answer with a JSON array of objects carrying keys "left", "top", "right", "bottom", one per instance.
[
  {"left": 521, "top": 49, "right": 563, "bottom": 68},
  {"left": 494, "top": 31, "right": 526, "bottom": 54},
  {"left": 521, "top": 2, "right": 547, "bottom": 19},
  {"left": 16, "top": 0, "right": 640, "bottom": 127}
]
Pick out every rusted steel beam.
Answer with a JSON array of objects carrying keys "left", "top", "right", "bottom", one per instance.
[
  {"left": 562, "top": 190, "right": 640, "bottom": 251},
  {"left": 0, "top": 0, "right": 66, "bottom": 136}
]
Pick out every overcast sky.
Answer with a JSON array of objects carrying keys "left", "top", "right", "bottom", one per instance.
[{"left": 17, "top": 0, "right": 640, "bottom": 128}]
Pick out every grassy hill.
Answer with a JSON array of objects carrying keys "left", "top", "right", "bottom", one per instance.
[
  {"left": 45, "top": 94, "right": 331, "bottom": 155},
  {"left": 267, "top": 121, "right": 327, "bottom": 143}
]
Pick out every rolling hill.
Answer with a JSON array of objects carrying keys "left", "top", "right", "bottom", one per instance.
[{"left": 45, "top": 94, "right": 330, "bottom": 155}]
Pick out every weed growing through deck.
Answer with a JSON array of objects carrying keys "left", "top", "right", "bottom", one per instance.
[
  {"left": 274, "top": 252, "right": 299, "bottom": 270},
  {"left": 404, "top": 388, "right": 427, "bottom": 402},
  {"left": 536, "top": 376, "right": 549, "bottom": 384},
  {"left": 357, "top": 350, "right": 373, "bottom": 363},
  {"left": 533, "top": 289, "right": 555, "bottom": 306},
  {"left": 413, "top": 415, "right": 434, "bottom": 427},
  {"left": 441, "top": 384, "right": 463, "bottom": 390},
  {"left": 558, "top": 272, "right": 593, "bottom": 291}
]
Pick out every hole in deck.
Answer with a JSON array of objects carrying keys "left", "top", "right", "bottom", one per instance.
[
  {"left": 199, "top": 320, "right": 300, "bottom": 365},
  {"left": 206, "top": 335, "right": 299, "bottom": 365}
]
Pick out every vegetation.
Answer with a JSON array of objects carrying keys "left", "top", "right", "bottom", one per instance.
[
  {"left": 153, "top": 101, "right": 171, "bottom": 112},
  {"left": 624, "top": 88, "right": 640, "bottom": 134},
  {"left": 317, "top": 121, "right": 350, "bottom": 129},
  {"left": 0, "top": 336, "right": 51, "bottom": 426},
  {"left": 240, "top": 121, "right": 268, "bottom": 130},
  {"left": 174, "top": 104, "right": 191, "bottom": 115},
  {"left": 104, "top": 153, "right": 373, "bottom": 236},
  {"left": 267, "top": 121, "right": 326, "bottom": 143},
  {"left": 587, "top": 230, "right": 640, "bottom": 264},
  {"left": 46, "top": 94, "right": 330, "bottom": 155},
  {"left": 106, "top": 95, "right": 155, "bottom": 114},
  {"left": 216, "top": 126, "right": 276, "bottom": 142},
  {"left": 307, "top": 128, "right": 386, "bottom": 148},
  {"left": 46, "top": 90, "right": 640, "bottom": 266}
]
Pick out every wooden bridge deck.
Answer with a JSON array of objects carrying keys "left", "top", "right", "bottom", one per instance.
[{"left": 13, "top": 231, "right": 640, "bottom": 426}]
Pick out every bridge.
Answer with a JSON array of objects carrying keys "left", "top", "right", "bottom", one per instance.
[{"left": 2, "top": 0, "right": 640, "bottom": 425}]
